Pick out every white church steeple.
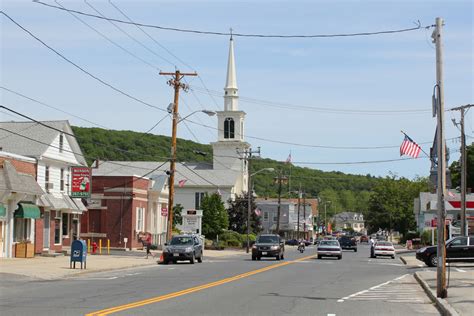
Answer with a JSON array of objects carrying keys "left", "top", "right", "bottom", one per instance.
[{"left": 224, "top": 37, "right": 239, "bottom": 111}]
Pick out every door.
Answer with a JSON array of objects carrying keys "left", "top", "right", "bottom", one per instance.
[
  {"left": 43, "top": 211, "right": 50, "bottom": 249},
  {"left": 447, "top": 236, "right": 468, "bottom": 259}
]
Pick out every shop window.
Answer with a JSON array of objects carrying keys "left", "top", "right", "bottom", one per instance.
[
  {"left": 263, "top": 212, "right": 269, "bottom": 222},
  {"left": 62, "top": 213, "right": 69, "bottom": 237},
  {"left": 54, "top": 211, "right": 61, "bottom": 244},
  {"left": 136, "top": 207, "right": 145, "bottom": 232},
  {"left": 13, "top": 218, "right": 29, "bottom": 242},
  {"left": 60, "top": 168, "right": 65, "bottom": 191}
]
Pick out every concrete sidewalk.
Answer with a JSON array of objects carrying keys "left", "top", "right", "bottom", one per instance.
[
  {"left": 400, "top": 255, "right": 474, "bottom": 315},
  {"left": 0, "top": 248, "right": 246, "bottom": 280}
]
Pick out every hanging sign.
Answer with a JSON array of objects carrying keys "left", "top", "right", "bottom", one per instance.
[{"left": 70, "top": 167, "right": 91, "bottom": 198}]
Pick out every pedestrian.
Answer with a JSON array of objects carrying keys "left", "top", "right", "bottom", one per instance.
[
  {"left": 141, "top": 232, "right": 154, "bottom": 259},
  {"left": 369, "top": 236, "right": 375, "bottom": 258}
]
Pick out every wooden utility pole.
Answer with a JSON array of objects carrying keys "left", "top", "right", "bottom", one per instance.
[
  {"left": 243, "top": 147, "right": 260, "bottom": 253},
  {"left": 433, "top": 17, "right": 447, "bottom": 299},
  {"left": 274, "top": 171, "right": 288, "bottom": 236},
  {"left": 451, "top": 104, "right": 473, "bottom": 236},
  {"left": 160, "top": 70, "right": 197, "bottom": 242},
  {"left": 297, "top": 185, "right": 301, "bottom": 238},
  {"left": 303, "top": 190, "right": 306, "bottom": 239}
]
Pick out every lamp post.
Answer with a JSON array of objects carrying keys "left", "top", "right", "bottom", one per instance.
[
  {"left": 166, "top": 108, "right": 216, "bottom": 242},
  {"left": 246, "top": 167, "right": 274, "bottom": 253}
]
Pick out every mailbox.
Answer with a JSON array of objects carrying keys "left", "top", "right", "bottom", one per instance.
[{"left": 70, "top": 239, "right": 87, "bottom": 269}]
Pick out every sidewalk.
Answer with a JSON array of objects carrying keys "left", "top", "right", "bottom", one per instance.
[
  {"left": 0, "top": 248, "right": 246, "bottom": 280},
  {"left": 400, "top": 255, "right": 474, "bottom": 315}
]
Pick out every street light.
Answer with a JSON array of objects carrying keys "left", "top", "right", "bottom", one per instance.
[
  {"left": 246, "top": 167, "right": 274, "bottom": 253},
  {"left": 167, "top": 108, "right": 216, "bottom": 242}
]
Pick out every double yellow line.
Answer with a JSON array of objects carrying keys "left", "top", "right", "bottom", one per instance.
[{"left": 86, "top": 254, "right": 316, "bottom": 316}]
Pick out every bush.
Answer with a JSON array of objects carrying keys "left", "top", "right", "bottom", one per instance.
[
  {"left": 421, "top": 229, "right": 436, "bottom": 245},
  {"left": 219, "top": 230, "right": 243, "bottom": 243},
  {"left": 225, "top": 239, "right": 241, "bottom": 247},
  {"left": 400, "top": 231, "right": 419, "bottom": 244}
]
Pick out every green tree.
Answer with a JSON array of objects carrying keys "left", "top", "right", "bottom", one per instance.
[
  {"left": 173, "top": 204, "right": 183, "bottom": 229},
  {"left": 227, "top": 193, "right": 262, "bottom": 235},
  {"left": 367, "top": 175, "right": 430, "bottom": 236},
  {"left": 201, "top": 193, "right": 228, "bottom": 240},
  {"left": 449, "top": 143, "right": 474, "bottom": 190}
]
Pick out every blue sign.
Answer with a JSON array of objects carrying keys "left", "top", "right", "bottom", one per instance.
[{"left": 70, "top": 240, "right": 87, "bottom": 269}]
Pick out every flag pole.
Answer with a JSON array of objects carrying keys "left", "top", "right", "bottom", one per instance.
[{"left": 400, "top": 130, "right": 432, "bottom": 161}]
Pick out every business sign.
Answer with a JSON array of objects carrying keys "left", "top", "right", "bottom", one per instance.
[
  {"left": 161, "top": 207, "right": 168, "bottom": 217},
  {"left": 70, "top": 167, "right": 91, "bottom": 198}
]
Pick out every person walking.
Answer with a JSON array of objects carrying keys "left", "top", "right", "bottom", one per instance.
[
  {"left": 369, "top": 236, "right": 375, "bottom": 258},
  {"left": 141, "top": 232, "right": 154, "bottom": 259}
]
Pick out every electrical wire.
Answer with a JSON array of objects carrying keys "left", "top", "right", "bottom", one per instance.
[
  {"left": 34, "top": 1, "right": 433, "bottom": 38},
  {"left": 0, "top": 11, "right": 167, "bottom": 114}
]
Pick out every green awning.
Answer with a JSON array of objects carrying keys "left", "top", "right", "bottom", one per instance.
[
  {"left": 0, "top": 204, "right": 5, "bottom": 217},
  {"left": 14, "top": 203, "right": 40, "bottom": 219}
]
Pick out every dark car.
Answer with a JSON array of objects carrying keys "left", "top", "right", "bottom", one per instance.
[
  {"left": 338, "top": 236, "right": 357, "bottom": 252},
  {"left": 162, "top": 234, "right": 203, "bottom": 264},
  {"left": 252, "top": 234, "right": 285, "bottom": 261},
  {"left": 285, "top": 239, "right": 299, "bottom": 246},
  {"left": 416, "top": 235, "right": 474, "bottom": 267}
]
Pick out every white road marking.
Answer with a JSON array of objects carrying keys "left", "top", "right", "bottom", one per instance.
[
  {"left": 455, "top": 268, "right": 466, "bottom": 272},
  {"left": 327, "top": 314, "right": 336, "bottom": 316}
]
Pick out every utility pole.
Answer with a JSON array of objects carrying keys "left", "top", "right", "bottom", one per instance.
[
  {"left": 242, "top": 147, "right": 261, "bottom": 253},
  {"left": 451, "top": 104, "right": 473, "bottom": 236},
  {"left": 160, "top": 70, "right": 197, "bottom": 242},
  {"left": 432, "top": 17, "right": 447, "bottom": 299},
  {"left": 274, "top": 171, "right": 288, "bottom": 236},
  {"left": 303, "top": 190, "right": 306, "bottom": 239},
  {"left": 297, "top": 185, "right": 301, "bottom": 239}
]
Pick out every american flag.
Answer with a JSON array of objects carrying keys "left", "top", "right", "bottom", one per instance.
[
  {"left": 178, "top": 179, "right": 187, "bottom": 187},
  {"left": 254, "top": 208, "right": 261, "bottom": 216},
  {"left": 400, "top": 135, "right": 421, "bottom": 158}
]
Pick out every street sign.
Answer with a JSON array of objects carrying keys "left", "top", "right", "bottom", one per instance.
[
  {"left": 70, "top": 167, "right": 91, "bottom": 198},
  {"left": 161, "top": 207, "right": 168, "bottom": 217}
]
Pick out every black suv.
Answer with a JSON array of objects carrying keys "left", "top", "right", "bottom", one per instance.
[
  {"left": 338, "top": 236, "right": 357, "bottom": 252},
  {"left": 162, "top": 234, "right": 203, "bottom": 264},
  {"left": 416, "top": 235, "right": 474, "bottom": 267},
  {"left": 252, "top": 234, "right": 285, "bottom": 261}
]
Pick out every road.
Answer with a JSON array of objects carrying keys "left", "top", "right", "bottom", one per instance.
[{"left": 0, "top": 244, "right": 439, "bottom": 316}]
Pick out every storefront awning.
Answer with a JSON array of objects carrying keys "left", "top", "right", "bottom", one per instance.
[
  {"left": 0, "top": 204, "right": 6, "bottom": 217},
  {"left": 14, "top": 203, "right": 40, "bottom": 219}
]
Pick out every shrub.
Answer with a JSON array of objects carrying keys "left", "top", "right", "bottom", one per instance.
[
  {"left": 219, "top": 230, "right": 243, "bottom": 243},
  {"left": 225, "top": 239, "right": 241, "bottom": 247},
  {"left": 400, "top": 231, "right": 419, "bottom": 244}
]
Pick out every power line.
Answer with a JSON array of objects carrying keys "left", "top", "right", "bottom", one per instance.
[
  {"left": 34, "top": 1, "right": 433, "bottom": 38},
  {"left": 0, "top": 11, "right": 167, "bottom": 114}
]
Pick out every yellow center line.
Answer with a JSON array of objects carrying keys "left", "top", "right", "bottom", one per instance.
[{"left": 85, "top": 254, "right": 316, "bottom": 316}]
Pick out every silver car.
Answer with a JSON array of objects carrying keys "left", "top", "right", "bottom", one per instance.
[
  {"left": 317, "top": 240, "right": 342, "bottom": 260},
  {"left": 162, "top": 234, "right": 203, "bottom": 264}
]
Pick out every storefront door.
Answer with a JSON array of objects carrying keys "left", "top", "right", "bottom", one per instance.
[{"left": 43, "top": 211, "right": 50, "bottom": 249}]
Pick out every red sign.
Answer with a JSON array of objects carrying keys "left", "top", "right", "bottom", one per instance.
[
  {"left": 161, "top": 207, "right": 168, "bottom": 217},
  {"left": 431, "top": 218, "right": 451, "bottom": 227},
  {"left": 70, "top": 167, "right": 91, "bottom": 198},
  {"left": 447, "top": 201, "right": 474, "bottom": 209}
]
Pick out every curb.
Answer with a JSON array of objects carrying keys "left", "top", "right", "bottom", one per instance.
[
  {"left": 414, "top": 272, "right": 460, "bottom": 316},
  {"left": 400, "top": 256, "right": 408, "bottom": 265}
]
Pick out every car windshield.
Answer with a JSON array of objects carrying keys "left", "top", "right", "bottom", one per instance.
[
  {"left": 320, "top": 240, "right": 339, "bottom": 246},
  {"left": 170, "top": 236, "right": 193, "bottom": 246},
  {"left": 257, "top": 236, "right": 279, "bottom": 243}
]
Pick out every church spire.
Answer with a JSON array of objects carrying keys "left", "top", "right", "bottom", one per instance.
[{"left": 224, "top": 35, "right": 238, "bottom": 111}]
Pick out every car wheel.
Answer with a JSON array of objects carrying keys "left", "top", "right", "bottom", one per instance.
[
  {"left": 281, "top": 253, "right": 284, "bottom": 260},
  {"left": 257, "top": 256, "right": 261, "bottom": 261},
  {"left": 391, "top": 255, "right": 395, "bottom": 259},
  {"left": 428, "top": 254, "right": 438, "bottom": 267},
  {"left": 163, "top": 260, "right": 169, "bottom": 265},
  {"left": 197, "top": 255, "right": 203, "bottom": 263},
  {"left": 276, "top": 255, "right": 281, "bottom": 261},
  {"left": 354, "top": 249, "right": 357, "bottom": 252},
  {"left": 317, "top": 255, "right": 322, "bottom": 259},
  {"left": 252, "top": 255, "right": 256, "bottom": 261},
  {"left": 190, "top": 254, "right": 195, "bottom": 264}
]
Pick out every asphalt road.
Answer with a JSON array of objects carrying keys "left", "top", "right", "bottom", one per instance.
[{"left": 0, "top": 244, "right": 439, "bottom": 316}]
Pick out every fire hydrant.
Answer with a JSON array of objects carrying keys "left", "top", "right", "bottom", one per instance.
[{"left": 91, "top": 242, "right": 98, "bottom": 254}]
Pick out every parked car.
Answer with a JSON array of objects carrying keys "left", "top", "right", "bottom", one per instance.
[
  {"left": 317, "top": 240, "right": 342, "bottom": 260},
  {"left": 360, "top": 235, "right": 369, "bottom": 243},
  {"left": 285, "top": 239, "right": 299, "bottom": 246},
  {"left": 303, "top": 240, "right": 312, "bottom": 246},
  {"left": 373, "top": 241, "right": 395, "bottom": 259},
  {"left": 416, "top": 235, "right": 474, "bottom": 267},
  {"left": 162, "top": 234, "right": 203, "bottom": 264},
  {"left": 338, "top": 236, "right": 357, "bottom": 252},
  {"left": 252, "top": 234, "right": 285, "bottom": 261}
]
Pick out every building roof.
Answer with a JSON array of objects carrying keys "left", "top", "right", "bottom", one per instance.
[
  {"left": 0, "top": 120, "right": 86, "bottom": 165},
  {"left": 333, "top": 212, "right": 364, "bottom": 223},
  {"left": 93, "top": 161, "right": 237, "bottom": 188},
  {"left": 0, "top": 160, "right": 44, "bottom": 196}
]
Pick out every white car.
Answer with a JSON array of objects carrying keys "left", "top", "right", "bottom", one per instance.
[
  {"left": 317, "top": 240, "right": 342, "bottom": 260},
  {"left": 373, "top": 241, "right": 395, "bottom": 259}
]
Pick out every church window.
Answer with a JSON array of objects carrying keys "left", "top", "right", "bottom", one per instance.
[{"left": 224, "top": 118, "right": 235, "bottom": 139}]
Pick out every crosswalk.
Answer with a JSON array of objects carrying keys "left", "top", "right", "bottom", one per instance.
[{"left": 338, "top": 274, "right": 431, "bottom": 304}]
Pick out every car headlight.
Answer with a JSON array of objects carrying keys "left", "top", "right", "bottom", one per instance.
[
  {"left": 185, "top": 247, "right": 193, "bottom": 253},
  {"left": 252, "top": 245, "right": 257, "bottom": 249},
  {"left": 270, "top": 246, "right": 279, "bottom": 250}
]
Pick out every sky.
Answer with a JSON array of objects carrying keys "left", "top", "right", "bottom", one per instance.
[{"left": 1, "top": 0, "right": 473, "bottom": 179}]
